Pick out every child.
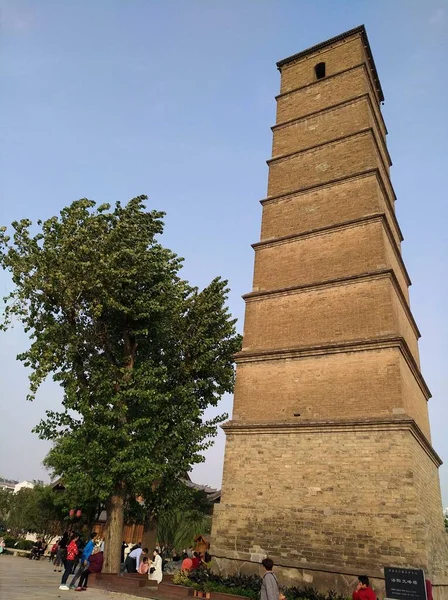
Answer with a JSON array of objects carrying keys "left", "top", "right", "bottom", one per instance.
[
  {"left": 138, "top": 556, "right": 149, "bottom": 575},
  {"left": 50, "top": 542, "right": 59, "bottom": 564},
  {"left": 352, "top": 576, "right": 376, "bottom": 600}
]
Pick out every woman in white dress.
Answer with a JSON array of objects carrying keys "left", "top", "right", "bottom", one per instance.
[{"left": 148, "top": 549, "right": 163, "bottom": 584}]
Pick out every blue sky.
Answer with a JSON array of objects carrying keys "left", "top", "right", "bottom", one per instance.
[{"left": 0, "top": 0, "right": 447, "bottom": 506}]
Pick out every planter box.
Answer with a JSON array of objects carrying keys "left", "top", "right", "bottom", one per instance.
[
  {"left": 122, "top": 573, "right": 158, "bottom": 587},
  {"left": 207, "top": 592, "right": 251, "bottom": 600},
  {"left": 91, "top": 573, "right": 118, "bottom": 580},
  {"left": 90, "top": 573, "right": 149, "bottom": 591},
  {"left": 158, "top": 582, "right": 194, "bottom": 597}
]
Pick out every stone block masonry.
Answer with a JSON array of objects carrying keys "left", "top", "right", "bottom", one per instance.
[{"left": 211, "top": 25, "right": 448, "bottom": 600}]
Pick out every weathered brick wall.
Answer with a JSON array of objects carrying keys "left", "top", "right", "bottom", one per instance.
[
  {"left": 272, "top": 96, "right": 390, "bottom": 172},
  {"left": 400, "top": 359, "right": 431, "bottom": 441},
  {"left": 409, "top": 443, "right": 448, "bottom": 580},
  {"left": 279, "top": 37, "right": 365, "bottom": 93},
  {"left": 212, "top": 426, "right": 447, "bottom": 583},
  {"left": 243, "top": 275, "right": 419, "bottom": 362},
  {"left": 275, "top": 65, "right": 386, "bottom": 138},
  {"left": 260, "top": 172, "right": 402, "bottom": 248},
  {"left": 253, "top": 217, "right": 409, "bottom": 300},
  {"left": 232, "top": 347, "right": 430, "bottom": 440},
  {"left": 267, "top": 131, "right": 393, "bottom": 202}
]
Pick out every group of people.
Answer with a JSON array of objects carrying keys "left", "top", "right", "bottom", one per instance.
[
  {"left": 50, "top": 531, "right": 104, "bottom": 591},
  {"left": 122, "top": 543, "right": 163, "bottom": 583},
  {"left": 30, "top": 537, "right": 46, "bottom": 559},
  {"left": 180, "top": 549, "right": 209, "bottom": 571}
]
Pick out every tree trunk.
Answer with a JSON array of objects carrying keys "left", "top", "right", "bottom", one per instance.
[
  {"left": 142, "top": 509, "right": 157, "bottom": 553},
  {"left": 103, "top": 494, "right": 124, "bottom": 573}
]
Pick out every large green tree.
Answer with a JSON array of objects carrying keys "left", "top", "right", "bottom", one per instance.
[{"left": 0, "top": 196, "right": 241, "bottom": 572}]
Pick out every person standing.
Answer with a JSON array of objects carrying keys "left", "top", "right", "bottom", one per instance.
[
  {"left": 261, "top": 558, "right": 283, "bottom": 600},
  {"left": 54, "top": 532, "right": 69, "bottom": 573},
  {"left": 121, "top": 541, "right": 128, "bottom": 567},
  {"left": 148, "top": 548, "right": 163, "bottom": 584},
  {"left": 125, "top": 546, "right": 148, "bottom": 572},
  {"left": 70, "top": 532, "right": 96, "bottom": 589},
  {"left": 352, "top": 576, "right": 376, "bottom": 600},
  {"left": 59, "top": 534, "right": 79, "bottom": 591},
  {"left": 50, "top": 541, "right": 59, "bottom": 563}
]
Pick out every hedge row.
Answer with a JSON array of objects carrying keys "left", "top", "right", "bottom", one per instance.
[
  {"left": 174, "top": 568, "right": 348, "bottom": 600},
  {"left": 2, "top": 537, "right": 34, "bottom": 550}
]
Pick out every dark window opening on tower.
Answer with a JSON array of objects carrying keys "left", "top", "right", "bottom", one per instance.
[{"left": 315, "top": 62, "right": 326, "bottom": 79}]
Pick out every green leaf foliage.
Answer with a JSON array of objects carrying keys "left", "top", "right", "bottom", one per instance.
[
  {"left": 0, "top": 487, "right": 12, "bottom": 530},
  {"left": 4, "top": 485, "right": 67, "bottom": 541},
  {"left": 0, "top": 196, "right": 241, "bottom": 565},
  {"left": 157, "top": 509, "right": 211, "bottom": 555}
]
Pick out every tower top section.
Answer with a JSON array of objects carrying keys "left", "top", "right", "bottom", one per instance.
[{"left": 277, "top": 25, "right": 384, "bottom": 103}]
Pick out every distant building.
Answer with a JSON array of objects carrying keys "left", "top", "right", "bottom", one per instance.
[
  {"left": 0, "top": 478, "right": 18, "bottom": 491},
  {"left": 14, "top": 480, "right": 41, "bottom": 493},
  {"left": 0, "top": 478, "right": 44, "bottom": 493}
]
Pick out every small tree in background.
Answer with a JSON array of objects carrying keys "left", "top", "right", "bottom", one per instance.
[
  {"left": 0, "top": 196, "right": 241, "bottom": 572},
  {"left": 5, "top": 485, "right": 67, "bottom": 541},
  {"left": 0, "top": 487, "right": 12, "bottom": 532}
]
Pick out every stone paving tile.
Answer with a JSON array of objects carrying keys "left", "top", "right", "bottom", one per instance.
[{"left": 0, "top": 555, "right": 146, "bottom": 600}]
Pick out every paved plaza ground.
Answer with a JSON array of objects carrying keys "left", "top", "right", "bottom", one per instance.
[{"left": 0, "top": 555, "right": 142, "bottom": 600}]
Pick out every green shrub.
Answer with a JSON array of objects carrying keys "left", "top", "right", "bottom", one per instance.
[
  {"left": 284, "top": 587, "right": 348, "bottom": 600},
  {"left": 188, "top": 568, "right": 262, "bottom": 593},
  {"left": 204, "top": 581, "right": 258, "bottom": 599},
  {"left": 2, "top": 537, "right": 34, "bottom": 551},
  {"left": 15, "top": 539, "right": 34, "bottom": 550},
  {"left": 173, "top": 571, "right": 194, "bottom": 587},
  {"left": 175, "top": 568, "right": 349, "bottom": 600}
]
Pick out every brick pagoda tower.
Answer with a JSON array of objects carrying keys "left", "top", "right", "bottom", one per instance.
[{"left": 211, "top": 26, "right": 448, "bottom": 599}]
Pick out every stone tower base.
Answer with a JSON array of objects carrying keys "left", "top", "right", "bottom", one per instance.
[
  {"left": 212, "top": 557, "right": 448, "bottom": 600},
  {"left": 211, "top": 419, "right": 448, "bottom": 600}
]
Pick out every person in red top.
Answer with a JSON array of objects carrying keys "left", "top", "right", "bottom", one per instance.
[
  {"left": 59, "top": 534, "right": 79, "bottom": 591},
  {"left": 75, "top": 546, "right": 104, "bottom": 591},
  {"left": 191, "top": 552, "right": 202, "bottom": 570},
  {"left": 353, "top": 576, "right": 376, "bottom": 600},
  {"left": 181, "top": 556, "right": 193, "bottom": 571},
  {"left": 50, "top": 542, "right": 59, "bottom": 565}
]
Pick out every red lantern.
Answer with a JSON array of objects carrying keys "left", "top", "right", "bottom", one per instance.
[
  {"left": 69, "top": 509, "right": 75, "bottom": 517},
  {"left": 76, "top": 510, "right": 82, "bottom": 518}
]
